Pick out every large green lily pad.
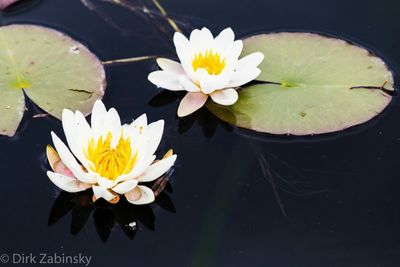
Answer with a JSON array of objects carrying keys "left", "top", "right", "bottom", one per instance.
[
  {"left": 0, "top": 24, "right": 105, "bottom": 136},
  {"left": 207, "top": 32, "right": 394, "bottom": 135}
]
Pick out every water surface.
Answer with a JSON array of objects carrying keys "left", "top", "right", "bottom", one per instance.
[{"left": 1, "top": 0, "right": 400, "bottom": 266}]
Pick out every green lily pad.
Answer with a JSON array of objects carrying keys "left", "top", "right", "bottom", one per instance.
[
  {"left": 0, "top": 24, "right": 105, "bottom": 136},
  {"left": 207, "top": 32, "right": 394, "bottom": 135}
]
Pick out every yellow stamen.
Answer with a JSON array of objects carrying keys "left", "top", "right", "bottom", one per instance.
[
  {"left": 84, "top": 132, "right": 137, "bottom": 180},
  {"left": 192, "top": 50, "right": 226, "bottom": 75}
]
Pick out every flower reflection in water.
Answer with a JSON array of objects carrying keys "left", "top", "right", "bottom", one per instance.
[
  {"left": 48, "top": 174, "right": 175, "bottom": 242},
  {"left": 148, "top": 90, "right": 234, "bottom": 139}
]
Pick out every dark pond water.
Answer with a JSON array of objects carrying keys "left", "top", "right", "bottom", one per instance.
[{"left": 1, "top": 0, "right": 400, "bottom": 266}]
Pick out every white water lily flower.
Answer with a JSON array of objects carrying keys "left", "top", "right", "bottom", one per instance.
[
  {"left": 148, "top": 27, "right": 264, "bottom": 117},
  {"left": 46, "top": 100, "right": 177, "bottom": 205}
]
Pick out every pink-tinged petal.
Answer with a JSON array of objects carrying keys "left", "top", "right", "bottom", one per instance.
[
  {"left": 139, "top": 154, "right": 177, "bottom": 182},
  {"left": 177, "top": 92, "right": 208, "bottom": 117},
  {"left": 229, "top": 68, "right": 261, "bottom": 88},
  {"left": 51, "top": 132, "right": 97, "bottom": 184},
  {"left": 237, "top": 52, "right": 264, "bottom": 71},
  {"left": 156, "top": 58, "right": 184, "bottom": 75},
  {"left": 210, "top": 88, "right": 239, "bottom": 106},
  {"left": 112, "top": 179, "right": 138, "bottom": 194},
  {"left": 125, "top": 186, "right": 155, "bottom": 205},
  {"left": 0, "top": 0, "right": 18, "bottom": 10},
  {"left": 47, "top": 171, "right": 91, "bottom": 193},
  {"left": 92, "top": 185, "right": 117, "bottom": 202},
  {"left": 148, "top": 70, "right": 184, "bottom": 91},
  {"left": 46, "top": 145, "right": 73, "bottom": 177}
]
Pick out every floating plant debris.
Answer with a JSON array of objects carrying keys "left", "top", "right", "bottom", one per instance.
[
  {"left": 0, "top": 24, "right": 105, "bottom": 136},
  {"left": 207, "top": 32, "right": 394, "bottom": 135}
]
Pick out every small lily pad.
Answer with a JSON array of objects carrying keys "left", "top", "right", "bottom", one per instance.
[
  {"left": 207, "top": 32, "right": 394, "bottom": 135},
  {"left": 0, "top": 24, "right": 105, "bottom": 136}
]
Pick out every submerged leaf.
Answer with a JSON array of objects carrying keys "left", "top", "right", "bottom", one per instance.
[
  {"left": 207, "top": 33, "right": 394, "bottom": 135},
  {"left": 0, "top": 24, "right": 105, "bottom": 136}
]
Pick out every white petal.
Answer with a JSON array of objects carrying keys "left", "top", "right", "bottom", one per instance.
[
  {"left": 131, "top": 114, "right": 148, "bottom": 134},
  {"left": 156, "top": 58, "right": 184, "bottom": 75},
  {"left": 189, "top": 29, "right": 202, "bottom": 43},
  {"left": 174, "top": 31, "right": 190, "bottom": 50},
  {"left": 190, "top": 28, "right": 212, "bottom": 53},
  {"left": 237, "top": 52, "right": 264, "bottom": 71},
  {"left": 177, "top": 92, "right": 208, "bottom": 117},
  {"left": 103, "top": 108, "right": 122, "bottom": 147},
  {"left": 74, "top": 111, "right": 92, "bottom": 135},
  {"left": 117, "top": 155, "right": 156, "bottom": 182},
  {"left": 97, "top": 176, "right": 118, "bottom": 189},
  {"left": 223, "top": 40, "right": 243, "bottom": 61},
  {"left": 47, "top": 171, "right": 91, "bottom": 193},
  {"left": 210, "top": 88, "right": 239, "bottom": 106},
  {"left": 51, "top": 132, "right": 96, "bottom": 184},
  {"left": 61, "top": 109, "right": 89, "bottom": 168},
  {"left": 174, "top": 32, "right": 192, "bottom": 67},
  {"left": 139, "top": 154, "right": 177, "bottom": 182},
  {"left": 197, "top": 68, "right": 231, "bottom": 94},
  {"left": 91, "top": 100, "right": 107, "bottom": 130},
  {"left": 214, "top": 27, "right": 235, "bottom": 50},
  {"left": 125, "top": 186, "right": 155, "bottom": 205},
  {"left": 146, "top": 120, "right": 164, "bottom": 157},
  {"left": 229, "top": 68, "right": 261, "bottom": 88},
  {"left": 112, "top": 179, "right": 138, "bottom": 194},
  {"left": 104, "top": 108, "right": 121, "bottom": 131},
  {"left": 92, "top": 185, "right": 117, "bottom": 201},
  {"left": 148, "top": 71, "right": 184, "bottom": 91},
  {"left": 178, "top": 75, "right": 201, "bottom": 92},
  {"left": 200, "top": 27, "right": 214, "bottom": 43}
]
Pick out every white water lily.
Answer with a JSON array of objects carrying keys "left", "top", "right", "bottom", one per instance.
[
  {"left": 148, "top": 27, "right": 264, "bottom": 117},
  {"left": 46, "top": 100, "right": 177, "bottom": 205}
]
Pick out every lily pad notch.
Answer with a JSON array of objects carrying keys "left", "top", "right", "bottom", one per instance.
[
  {"left": 207, "top": 32, "right": 395, "bottom": 136},
  {"left": 0, "top": 24, "right": 106, "bottom": 137}
]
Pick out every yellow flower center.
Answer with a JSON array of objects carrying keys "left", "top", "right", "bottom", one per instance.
[
  {"left": 84, "top": 132, "right": 137, "bottom": 180},
  {"left": 192, "top": 50, "right": 226, "bottom": 75}
]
